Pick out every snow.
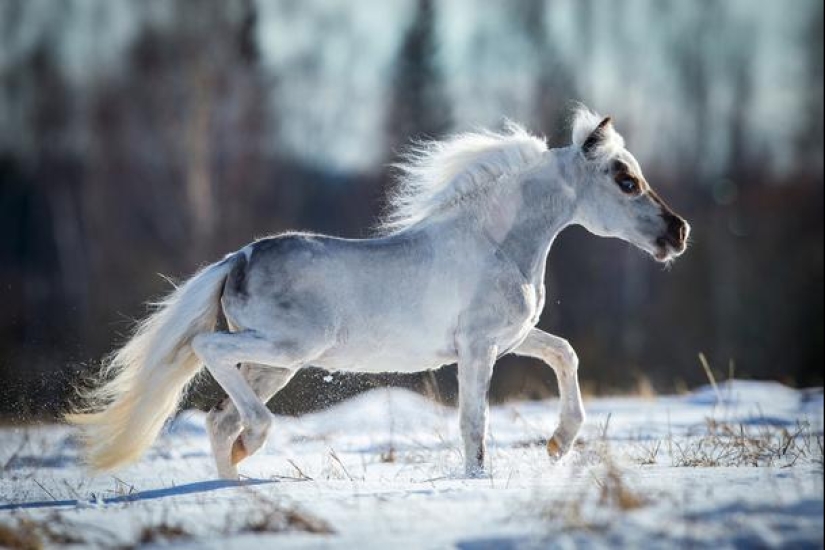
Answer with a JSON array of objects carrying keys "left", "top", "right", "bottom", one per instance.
[{"left": 1, "top": 380, "right": 822, "bottom": 548}]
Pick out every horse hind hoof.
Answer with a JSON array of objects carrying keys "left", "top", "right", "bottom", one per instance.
[{"left": 230, "top": 437, "right": 249, "bottom": 465}]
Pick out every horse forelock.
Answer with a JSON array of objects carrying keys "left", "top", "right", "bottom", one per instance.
[{"left": 378, "top": 123, "right": 547, "bottom": 234}]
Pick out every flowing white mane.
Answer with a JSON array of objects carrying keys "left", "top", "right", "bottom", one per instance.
[{"left": 379, "top": 123, "right": 548, "bottom": 234}]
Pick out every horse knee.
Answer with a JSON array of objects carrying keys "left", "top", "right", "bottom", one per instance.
[{"left": 553, "top": 339, "right": 579, "bottom": 373}]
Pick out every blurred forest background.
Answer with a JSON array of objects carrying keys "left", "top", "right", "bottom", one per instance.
[{"left": 0, "top": 0, "right": 822, "bottom": 419}]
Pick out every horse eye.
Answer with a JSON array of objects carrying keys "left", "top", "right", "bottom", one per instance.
[{"left": 617, "top": 178, "right": 638, "bottom": 194}]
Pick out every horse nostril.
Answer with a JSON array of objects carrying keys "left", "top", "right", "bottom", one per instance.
[
  {"left": 677, "top": 221, "right": 688, "bottom": 243},
  {"left": 662, "top": 212, "right": 688, "bottom": 248}
]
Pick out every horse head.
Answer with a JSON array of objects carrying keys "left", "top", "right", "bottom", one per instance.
[{"left": 570, "top": 109, "right": 690, "bottom": 263}]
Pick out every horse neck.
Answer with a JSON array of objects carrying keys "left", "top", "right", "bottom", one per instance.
[{"left": 476, "top": 147, "right": 578, "bottom": 284}]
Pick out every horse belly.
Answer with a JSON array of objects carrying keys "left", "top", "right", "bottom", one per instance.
[
  {"left": 315, "top": 348, "right": 450, "bottom": 374},
  {"left": 313, "top": 315, "right": 457, "bottom": 373}
]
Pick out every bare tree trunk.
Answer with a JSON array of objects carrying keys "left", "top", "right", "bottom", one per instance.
[{"left": 185, "top": 67, "right": 216, "bottom": 261}]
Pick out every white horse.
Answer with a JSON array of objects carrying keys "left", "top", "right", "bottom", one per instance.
[{"left": 68, "top": 106, "right": 689, "bottom": 479}]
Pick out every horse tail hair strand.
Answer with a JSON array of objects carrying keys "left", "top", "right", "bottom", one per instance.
[{"left": 65, "top": 254, "right": 241, "bottom": 472}]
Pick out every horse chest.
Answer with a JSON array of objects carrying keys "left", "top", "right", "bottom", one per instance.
[
  {"left": 499, "top": 282, "right": 544, "bottom": 343},
  {"left": 529, "top": 283, "right": 546, "bottom": 325},
  {"left": 455, "top": 276, "right": 544, "bottom": 352}
]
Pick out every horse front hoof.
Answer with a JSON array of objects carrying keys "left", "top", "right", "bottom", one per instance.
[
  {"left": 546, "top": 435, "right": 571, "bottom": 461},
  {"left": 547, "top": 436, "right": 561, "bottom": 457},
  {"left": 232, "top": 422, "right": 270, "bottom": 465}
]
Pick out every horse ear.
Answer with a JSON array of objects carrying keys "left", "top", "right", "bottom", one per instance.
[{"left": 581, "top": 116, "right": 613, "bottom": 157}]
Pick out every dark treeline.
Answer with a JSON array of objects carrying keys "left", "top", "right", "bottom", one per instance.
[{"left": 0, "top": 0, "right": 822, "bottom": 419}]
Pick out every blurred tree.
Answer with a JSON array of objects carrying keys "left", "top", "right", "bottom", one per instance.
[
  {"left": 386, "top": 0, "right": 452, "bottom": 153},
  {"left": 0, "top": 0, "right": 822, "bottom": 418},
  {"left": 522, "top": 0, "right": 577, "bottom": 143},
  {"left": 797, "top": 0, "right": 824, "bottom": 178}
]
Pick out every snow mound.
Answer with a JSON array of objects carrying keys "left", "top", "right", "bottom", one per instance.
[
  {"left": 687, "top": 379, "right": 804, "bottom": 407},
  {"left": 291, "top": 388, "right": 450, "bottom": 436}
]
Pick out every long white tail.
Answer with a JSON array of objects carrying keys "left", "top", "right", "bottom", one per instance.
[{"left": 66, "top": 254, "right": 239, "bottom": 471}]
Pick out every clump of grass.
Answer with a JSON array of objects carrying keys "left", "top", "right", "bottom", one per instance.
[
  {"left": 538, "top": 493, "right": 605, "bottom": 533},
  {"left": 0, "top": 514, "right": 87, "bottom": 550},
  {"left": 630, "top": 439, "right": 662, "bottom": 465},
  {"left": 226, "top": 491, "right": 334, "bottom": 536},
  {"left": 236, "top": 507, "right": 334, "bottom": 535},
  {"left": 672, "top": 418, "right": 822, "bottom": 468},
  {"left": 575, "top": 415, "right": 649, "bottom": 511},
  {"left": 0, "top": 520, "right": 41, "bottom": 550},
  {"left": 533, "top": 462, "right": 650, "bottom": 533},
  {"left": 379, "top": 445, "right": 397, "bottom": 463},
  {"left": 662, "top": 354, "right": 824, "bottom": 468},
  {"left": 595, "top": 458, "right": 648, "bottom": 511},
  {"left": 529, "top": 436, "right": 651, "bottom": 534},
  {"left": 137, "top": 521, "right": 190, "bottom": 545}
]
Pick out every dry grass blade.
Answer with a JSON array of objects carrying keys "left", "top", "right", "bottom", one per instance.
[
  {"left": 328, "top": 448, "right": 354, "bottom": 481},
  {"left": 30, "top": 479, "right": 57, "bottom": 502},
  {"left": 698, "top": 352, "right": 721, "bottom": 404},
  {"left": 286, "top": 459, "right": 313, "bottom": 481}
]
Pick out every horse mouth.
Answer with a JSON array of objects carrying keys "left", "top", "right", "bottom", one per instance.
[{"left": 653, "top": 236, "right": 686, "bottom": 262}]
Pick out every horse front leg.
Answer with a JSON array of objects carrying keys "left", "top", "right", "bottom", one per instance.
[
  {"left": 512, "top": 328, "right": 585, "bottom": 459},
  {"left": 457, "top": 338, "right": 497, "bottom": 477}
]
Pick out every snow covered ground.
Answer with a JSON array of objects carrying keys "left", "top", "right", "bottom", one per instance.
[{"left": 1, "top": 380, "right": 822, "bottom": 548}]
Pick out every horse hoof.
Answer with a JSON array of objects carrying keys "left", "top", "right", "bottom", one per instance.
[
  {"left": 230, "top": 437, "right": 248, "bottom": 465},
  {"left": 547, "top": 436, "right": 564, "bottom": 459}
]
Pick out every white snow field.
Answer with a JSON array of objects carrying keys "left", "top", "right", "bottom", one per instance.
[{"left": 1, "top": 380, "right": 822, "bottom": 548}]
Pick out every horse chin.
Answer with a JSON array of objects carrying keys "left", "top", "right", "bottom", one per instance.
[
  {"left": 653, "top": 248, "right": 672, "bottom": 263},
  {"left": 651, "top": 243, "right": 685, "bottom": 263},
  {"left": 649, "top": 234, "right": 689, "bottom": 263}
]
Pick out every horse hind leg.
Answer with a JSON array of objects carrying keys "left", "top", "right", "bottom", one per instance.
[
  {"left": 192, "top": 330, "right": 327, "bottom": 479},
  {"left": 207, "top": 364, "right": 295, "bottom": 479}
]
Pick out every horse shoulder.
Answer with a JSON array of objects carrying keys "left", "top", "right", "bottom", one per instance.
[{"left": 453, "top": 253, "right": 542, "bottom": 349}]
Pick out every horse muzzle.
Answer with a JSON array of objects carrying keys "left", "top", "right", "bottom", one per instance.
[{"left": 654, "top": 212, "right": 690, "bottom": 261}]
